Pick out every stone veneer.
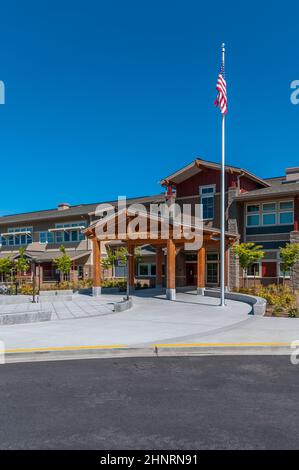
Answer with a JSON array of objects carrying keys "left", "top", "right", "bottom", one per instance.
[{"left": 227, "top": 187, "right": 240, "bottom": 290}]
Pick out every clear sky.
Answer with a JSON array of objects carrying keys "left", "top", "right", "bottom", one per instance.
[{"left": 0, "top": 0, "right": 298, "bottom": 215}]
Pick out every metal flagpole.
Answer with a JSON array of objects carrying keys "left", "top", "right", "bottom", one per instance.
[{"left": 220, "top": 43, "right": 226, "bottom": 307}]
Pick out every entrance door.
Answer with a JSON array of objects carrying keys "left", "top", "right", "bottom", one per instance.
[
  {"left": 186, "top": 263, "right": 197, "bottom": 286},
  {"left": 206, "top": 262, "right": 219, "bottom": 286}
]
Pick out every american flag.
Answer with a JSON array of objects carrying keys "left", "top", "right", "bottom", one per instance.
[{"left": 215, "top": 63, "right": 227, "bottom": 115}]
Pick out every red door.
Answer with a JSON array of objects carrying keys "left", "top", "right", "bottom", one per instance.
[
  {"left": 262, "top": 262, "right": 277, "bottom": 278},
  {"left": 186, "top": 263, "right": 197, "bottom": 286}
]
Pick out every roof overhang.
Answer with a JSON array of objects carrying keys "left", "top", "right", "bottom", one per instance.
[
  {"left": 160, "top": 159, "right": 270, "bottom": 188},
  {"left": 235, "top": 189, "right": 299, "bottom": 202}
]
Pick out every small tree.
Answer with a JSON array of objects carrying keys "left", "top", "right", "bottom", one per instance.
[
  {"left": 101, "top": 246, "right": 142, "bottom": 279},
  {"left": 101, "top": 247, "right": 117, "bottom": 278},
  {"left": 53, "top": 246, "right": 72, "bottom": 282},
  {"left": 15, "top": 248, "right": 30, "bottom": 280},
  {"left": 232, "top": 242, "right": 264, "bottom": 288},
  {"left": 0, "top": 257, "right": 13, "bottom": 282},
  {"left": 280, "top": 243, "right": 299, "bottom": 290}
]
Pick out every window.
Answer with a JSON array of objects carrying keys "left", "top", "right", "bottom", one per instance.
[
  {"left": 206, "top": 253, "right": 219, "bottom": 261},
  {"left": 206, "top": 263, "right": 218, "bottom": 284},
  {"left": 250, "top": 250, "right": 291, "bottom": 279},
  {"left": 138, "top": 263, "right": 156, "bottom": 277},
  {"left": 206, "top": 252, "right": 219, "bottom": 284},
  {"left": 262, "top": 203, "right": 276, "bottom": 212},
  {"left": 279, "top": 212, "right": 293, "bottom": 224},
  {"left": 39, "top": 232, "right": 54, "bottom": 244},
  {"left": 247, "top": 214, "right": 259, "bottom": 226},
  {"left": 246, "top": 201, "right": 294, "bottom": 227},
  {"left": 246, "top": 204, "right": 259, "bottom": 226},
  {"left": 54, "top": 222, "right": 86, "bottom": 243},
  {"left": 279, "top": 200, "right": 293, "bottom": 225},
  {"left": 279, "top": 264, "right": 290, "bottom": 278},
  {"left": 262, "top": 213, "right": 276, "bottom": 225},
  {"left": 200, "top": 186, "right": 215, "bottom": 220},
  {"left": 247, "top": 263, "right": 260, "bottom": 277},
  {"left": 247, "top": 204, "right": 260, "bottom": 212},
  {"left": 1, "top": 227, "right": 33, "bottom": 246},
  {"left": 279, "top": 201, "right": 293, "bottom": 210}
]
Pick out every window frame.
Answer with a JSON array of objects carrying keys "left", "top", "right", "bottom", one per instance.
[
  {"left": 1, "top": 227, "right": 33, "bottom": 246},
  {"left": 246, "top": 200, "right": 294, "bottom": 227},
  {"left": 39, "top": 231, "right": 54, "bottom": 244},
  {"left": 54, "top": 221, "right": 86, "bottom": 243},
  {"left": 137, "top": 263, "right": 156, "bottom": 277},
  {"left": 199, "top": 185, "right": 216, "bottom": 221}
]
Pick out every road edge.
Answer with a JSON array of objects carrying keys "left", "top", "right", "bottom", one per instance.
[{"left": 3, "top": 342, "right": 293, "bottom": 363}]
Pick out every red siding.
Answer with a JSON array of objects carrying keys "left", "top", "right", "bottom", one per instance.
[
  {"left": 176, "top": 168, "right": 263, "bottom": 198},
  {"left": 239, "top": 176, "right": 262, "bottom": 193}
]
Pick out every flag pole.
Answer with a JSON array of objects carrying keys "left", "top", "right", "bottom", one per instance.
[{"left": 220, "top": 42, "right": 226, "bottom": 307}]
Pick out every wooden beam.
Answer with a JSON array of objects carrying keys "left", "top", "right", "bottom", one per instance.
[
  {"left": 92, "top": 237, "right": 101, "bottom": 287},
  {"left": 166, "top": 238, "right": 176, "bottom": 290},
  {"left": 197, "top": 246, "right": 206, "bottom": 289}
]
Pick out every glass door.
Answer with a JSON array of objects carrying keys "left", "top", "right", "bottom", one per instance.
[{"left": 206, "top": 253, "right": 219, "bottom": 286}]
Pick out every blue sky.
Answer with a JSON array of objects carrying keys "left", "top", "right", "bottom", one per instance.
[{"left": 0, "top": 0, "right": 298, "bottom": 215}]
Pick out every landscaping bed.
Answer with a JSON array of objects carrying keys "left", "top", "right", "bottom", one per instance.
[{"left": 234, "top": 284, "right": 299, "bottom": 318}]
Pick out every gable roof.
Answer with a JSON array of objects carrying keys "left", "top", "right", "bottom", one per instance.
[{"left": 160, "top": 158, "right": 270, "bottom": 188}]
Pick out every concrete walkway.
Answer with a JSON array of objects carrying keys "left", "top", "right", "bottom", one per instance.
[
  {"left": 0, "top": 295, "right": 118, "bottom": 320},
  {"left": 0, "top": 291, "right": 299, "bottom": 355},
  {"left": 0, "top": 291, "right": 251, "bottom": 350}
]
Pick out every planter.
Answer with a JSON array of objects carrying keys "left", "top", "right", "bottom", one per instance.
[
  {"left": 39, "top": 289, "right": 73, "bottom": 296},
  {"left": 101, "top": 287, "right": 121, "bottom": 294},
  {"left": 78, "top": 287, "right": 92, "bottom": 295}
]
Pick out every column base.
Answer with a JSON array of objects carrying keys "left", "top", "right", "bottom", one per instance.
[
  {"left": 92, "top": 286, "right": 102, "bottom": 296},
  {"left": 197, "top": 287, "right": 205, "bottom": 295},
  {"left": 166, "top": 288, "right": 176, "bottom": 300}
]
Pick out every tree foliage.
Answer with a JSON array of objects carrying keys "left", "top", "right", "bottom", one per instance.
[
  {"left": 15, "top": 248, "right": 30, "bottom": 275},
  {"left": 101, "top": 245, "right": 142, "bottom": 276},
  {"left": 232, "top": 242, "right": 264, "bottom": 286},
  {"left": 280, "top": 243, "right": 299, "bottom": 288},
  {"left": 53, "top": 245, "right": 72, "bottom": 279},
  {"left": 0, "top": 257, "right": 13, "bottom": 281}
]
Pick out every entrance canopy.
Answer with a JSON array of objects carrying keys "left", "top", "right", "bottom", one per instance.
[{"left": 84, "top": 207, "right": 238, "bottom": 299}]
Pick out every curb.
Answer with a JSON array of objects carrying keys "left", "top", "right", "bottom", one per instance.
[{"left": 3, "top": 342, "right": 293, "bottom": 363}]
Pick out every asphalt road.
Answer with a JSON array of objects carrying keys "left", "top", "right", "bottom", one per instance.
[{"left": 0, "top": 356, "right": 298, "bottom": 450}]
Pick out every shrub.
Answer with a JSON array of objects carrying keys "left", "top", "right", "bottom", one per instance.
[
  {"left": 288, "top": 308, "right": 299, "bottom": 318},
  {"left": 20, "top": 284, "right": 33, "bottom": 295},
  {"left": 256, "top": 284, "right": 295, "bottom": 309},
  {"left": 272, "top": 305, "right": 284, "bottom": 317},
  {"left": 101, "top": 279, "right": 126, "bottom": 290}
]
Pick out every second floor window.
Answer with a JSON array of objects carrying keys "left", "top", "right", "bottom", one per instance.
[
  {"left": 200, "top": 185, "right": 215, "bottom": 220},
  {"left": 39, "top": 232, "right": 54, "bottom": 244},
  {"left": 1, "top": 227, "right": 32, "bottom": 246},
  {"left": 54, "top": 222, "right": 86, "bottom": 243},
  {"left": 246, "top": 201, "right": 294, "bottom": 227}
]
